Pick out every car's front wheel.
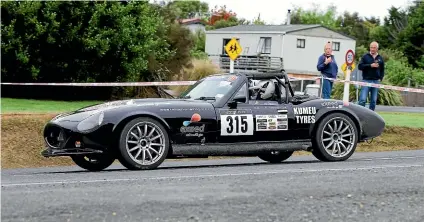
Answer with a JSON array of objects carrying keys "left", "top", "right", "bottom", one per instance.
[
  {"left": 117, "top": 117, "right": 169, "bottom": 170},
  {"left": 313, "top": 112, "right": 358, "bottom": 161},
  {"left": 71, "top": 154, "right": 115, "bottom": 171},
  {"left": 258, "top": 151, "right": 294, "bottom": 163}
]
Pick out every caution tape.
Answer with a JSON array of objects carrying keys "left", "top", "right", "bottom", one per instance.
[
  {"left": 287, "top": 76, "right": 424, "bottom": 93},
  {"left": 321, "top": 76, "right": 424, "bottom": 93},
  {"left": 1, "top": 76, "right": 424, "bottom": 93},
  {"left": 0, "top": 81, "right": 197, "bottom": 87}
]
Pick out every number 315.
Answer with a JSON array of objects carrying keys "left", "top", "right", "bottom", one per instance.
[{"left": 226, "top": 115, "right": 248, "bottom": 134}]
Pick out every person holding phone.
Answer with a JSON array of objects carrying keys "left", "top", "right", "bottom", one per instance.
[
  {"left": 317, "top": 42, "right": 338, "bottom": 99},
  {"left": 358, "top": 41, "right": 385, "bottom": 111}
]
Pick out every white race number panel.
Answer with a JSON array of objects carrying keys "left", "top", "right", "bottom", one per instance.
[{"left": 220, "top": 114, "right": 254, "bottom": 136}]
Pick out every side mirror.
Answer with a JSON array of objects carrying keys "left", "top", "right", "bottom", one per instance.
[{"left": 227, "top": 99, "right": 238, "bottom": 108}]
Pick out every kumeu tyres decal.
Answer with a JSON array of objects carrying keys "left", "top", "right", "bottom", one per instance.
[{"left": 294, "top": 107, "right": 316, "bottom": 124}]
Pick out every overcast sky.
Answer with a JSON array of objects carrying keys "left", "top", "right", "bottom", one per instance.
[{"left": 201, "top": 0, "right": 414, "bottom": 24}]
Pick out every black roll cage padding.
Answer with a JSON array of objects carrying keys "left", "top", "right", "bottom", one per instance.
[
  {"left": 274, "top": 76, "right": 294, "bottom": 104},
  {"left": 278, "top": 70, "right": 295, "bottom": 97},
  {"left": 274, "top": 77, "right": 288, "bottom": 104},
  {"left": 274, "top": 81, "right": 283, "bottom": 104}
]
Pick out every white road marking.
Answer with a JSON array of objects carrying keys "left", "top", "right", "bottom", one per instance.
[
  {"left": 355, "top": 156, "right": 424, "bottom": 161},
  {"left": 2, "top": 164, "right": 423, "bottom": 188}
]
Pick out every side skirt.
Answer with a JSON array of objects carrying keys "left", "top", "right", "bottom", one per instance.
[
  {"left": 41, "top": 148, "right": 103, "bottom": 157},
  {"left": 171, "top": 140, "right": 312, "bottom": 156}
]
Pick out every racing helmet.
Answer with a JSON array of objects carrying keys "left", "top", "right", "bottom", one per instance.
[{"left": 249, "top": 80, "right": 275, "bottom": 100}]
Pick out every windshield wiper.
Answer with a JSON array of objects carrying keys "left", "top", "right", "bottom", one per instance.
[{"left": 194, "top": 96, "right": 216, "bottom": 101}]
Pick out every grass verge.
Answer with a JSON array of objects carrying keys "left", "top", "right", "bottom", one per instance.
[
  {"left": 1, "top": 98, "right": 102, "bottom": 114},
  {"left": 1, "top": 113, "right": 423, "bottom": 169},
  {"left": 377, "top": 112, "right": 424, "bottom": 128}
]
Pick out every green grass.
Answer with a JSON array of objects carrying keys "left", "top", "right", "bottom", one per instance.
[
  {"left": 1, "top": 98, "right": 102, "bottom": 113},
  {"left": 2, "top": 98, "right": 424, "bottom": 128},
  {"left": 377, "top": 112, "right": 424, "bottom": 128}
]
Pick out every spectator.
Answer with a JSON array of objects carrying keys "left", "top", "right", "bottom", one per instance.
[
  {"left": 358, "top": 41, "right": 385, "bottom": 111},
  {"left": 317, "top": 42, "right": 338, "bottom": 99}
]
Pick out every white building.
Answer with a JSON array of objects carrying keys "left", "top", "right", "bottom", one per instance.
[{"left": 205, "top": 23, "right": 356, "bottom": 79}]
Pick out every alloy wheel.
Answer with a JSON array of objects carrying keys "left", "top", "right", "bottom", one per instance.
[
  {"left": 320, "top": 117, "right": 356, "bottom": 158},
  {"left": 125, "top": 122, "right": 166, "bottom": 165}
]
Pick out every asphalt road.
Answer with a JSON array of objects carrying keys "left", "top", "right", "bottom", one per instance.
[{"left": 2, "top": 150, "right": 424, "bottom": 222}]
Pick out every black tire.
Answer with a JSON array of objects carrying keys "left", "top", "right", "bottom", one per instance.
[
  {"left": 117, "top": 117, "right": 169, "bottom": 170},
  {"left": 310, "top": 140, "right": 327, "bottom": 161},
  {"left": 258, "top": 151, "right": 294, "bottom": 163},
  {"left": 71, "top": 153, "right": 115, "bottom": 171},
  {"left": 313, "top": 112, "right": 358, "bottom": 161},
  {"left": 311, "top": 149, "right": 327, "bottom": 161}
]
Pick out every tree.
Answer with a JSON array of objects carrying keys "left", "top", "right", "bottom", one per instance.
[
  {"left": 190, "top": 30, "right": 207, "bottom": 59},
  {"left": 289, "top": 5, "right": 376, "bottom": 47},
  {"left": 205, "top": 5, "right": 238, "bottom": 29},
  {"left": 290, "top": 3, "right": 339, "bottom": 29},
  {"left": 1, "top": 1, "right": 196, "bottom": 99},
  {"left": 167, "top": 0, "right": 209, "bottom": 19},
  {"left": 383, "top": 6, "right": 409, "bottom": 44},
  {"left": 153, "top": 2, "right": 196, "bottom": 77},
  {"left": 395, "top": 2, "right": 424, "bottom": 68},
  {"left": 252, "top": 13, "right": 266, "bottom": 25}
]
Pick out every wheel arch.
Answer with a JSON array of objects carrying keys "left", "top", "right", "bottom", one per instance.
[{"left": 309, "top": 109, "right": 362, "bottom": 139}]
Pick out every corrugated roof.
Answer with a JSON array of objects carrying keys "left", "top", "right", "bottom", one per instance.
[
  {"left": 206, "top": 24, "right": 321, "bottom": 33},
  {"left": 179, "top": 18, "right": 205, "bottom": 25}
]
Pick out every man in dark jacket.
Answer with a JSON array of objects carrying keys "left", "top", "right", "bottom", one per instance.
[
  {"left": 358, "top": 41, "right": 385, "bottom": 111},
  {"left": 317, "top": 42, "right": 338, "bottom": 99}
]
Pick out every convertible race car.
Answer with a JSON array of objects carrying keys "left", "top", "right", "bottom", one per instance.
[{"left": 41, "top": 70, "right": 385, "bottom": 171}]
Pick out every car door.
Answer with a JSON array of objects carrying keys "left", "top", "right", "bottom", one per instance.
[{"left": 215, "top": 82, "right": 298, "bottom": 143}]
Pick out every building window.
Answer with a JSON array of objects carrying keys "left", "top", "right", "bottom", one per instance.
[
  {"left": 297, "top": 39, "right": 305, "bottom": 48},
  {"left": 332, "top": 42, "right": 340, "bottom": 51},
  {"left": 222, "top": 38, "right": 239, "bottom": 55},
  {"left": 257, "top": 37, "right": 271, "bottom": 54}
]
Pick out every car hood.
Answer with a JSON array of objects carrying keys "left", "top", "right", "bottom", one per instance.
[
  {"left": 77, "top": 98, "right": 210, "bottom": 112},
  {"left": 51, "top": 98, "right": 210, "bottom": 122}
]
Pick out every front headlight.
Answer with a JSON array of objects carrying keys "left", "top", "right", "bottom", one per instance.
[{"left": 77, "top": 111, "right": 104, "bottom": 133}]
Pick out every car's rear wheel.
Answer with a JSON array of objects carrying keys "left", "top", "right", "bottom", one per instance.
[
  {"left": 117, "top": 117, "right": 169, "bottom": 170},
  {"left": 313, "top": 112, "right": 358, "bottom": 161},
  {"left": 71, "top": 153, "right": 115, "bottom": 171},
  {"left": 258, "top": 151, "right": 294, "bottom": 163}
]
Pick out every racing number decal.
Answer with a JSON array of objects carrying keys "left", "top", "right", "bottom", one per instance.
[
  {"left": 220, "top": 114, "right": 254, "bottom": 136},
  {"left": 226, "top": 115, "right": 247, "bottom": 134}
]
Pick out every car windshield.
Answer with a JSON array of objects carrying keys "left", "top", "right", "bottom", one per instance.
[{"left": 180, "top": 75, "right": 238, "bottom": 100}]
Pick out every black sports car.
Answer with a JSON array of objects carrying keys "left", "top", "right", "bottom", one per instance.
[{"left": 41, "top": 71, "right": 385, "bottom": 171}]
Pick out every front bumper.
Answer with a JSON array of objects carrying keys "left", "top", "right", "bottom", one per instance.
[{"left": 42, "top": 122, "right": 111, "bottom": 157}]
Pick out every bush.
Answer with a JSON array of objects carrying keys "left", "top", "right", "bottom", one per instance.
[
  {"left": 331, "top": 80, "right": 404, "bottom": 106},
  {"left": 384, "top": 59, "right": 424, "bottom": 87},
  {"left": 171, "top": 59, "right": 222, "bottom": 95},
  {"left": 355, "top": 47, "right": 424, "bottom": 87},
  {"left": 1, "top": 1, "right": 196, "bottom": 100}
]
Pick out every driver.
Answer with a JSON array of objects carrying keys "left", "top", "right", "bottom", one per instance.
[{"left": 249, "top": 79, "right": 276, "bottom": 100}]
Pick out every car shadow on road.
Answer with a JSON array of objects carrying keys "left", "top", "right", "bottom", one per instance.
[{"left": 30, "top": 159, "right": 323, "bottom": 175}]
